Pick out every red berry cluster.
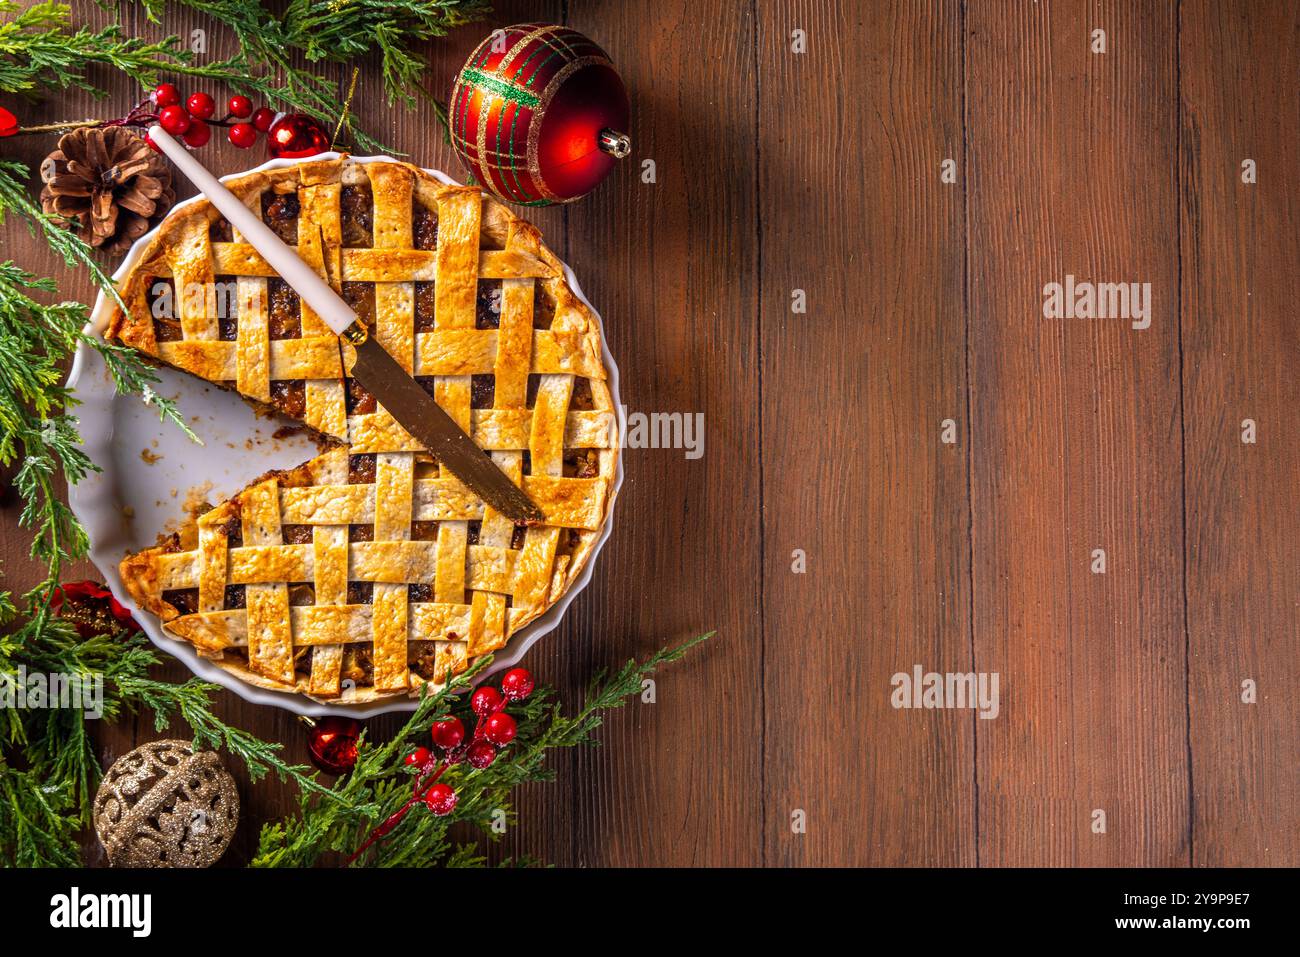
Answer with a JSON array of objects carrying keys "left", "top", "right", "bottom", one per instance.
[
  {"left": 405, "top": 667, "right": 535, "bottom": 816},
  {"left": 148, "top": 83, "right": 277, "bottom": 151},
  {"left": 346, "top": 668, "right": 536, "bottom": 863}
]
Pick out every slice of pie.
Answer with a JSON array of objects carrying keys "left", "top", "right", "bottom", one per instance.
[{"left": 108, "top": 156, "right": 619, "bottom": 703}]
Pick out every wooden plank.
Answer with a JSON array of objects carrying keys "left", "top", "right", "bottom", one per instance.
[
  {"left": 966, "top": 1, "right": 1187, "bottom": 865},
  {"left": 548, "top": 0, "right": 763, "bottom": 866},
  {"left": 1179, "top": 0, "right": 1300, "bottom": 867},
  {"left": 758, "top": 0, "right": 974, "bottom": 865}
]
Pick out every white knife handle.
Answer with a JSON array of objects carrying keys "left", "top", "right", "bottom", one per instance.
[{"left": 147, "top": 125, "right": 359, "bottom": 338}]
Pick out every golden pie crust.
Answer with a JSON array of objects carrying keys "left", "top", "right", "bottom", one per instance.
[{"left": 109, "top": 156, "right": 618, "bottom": 703}]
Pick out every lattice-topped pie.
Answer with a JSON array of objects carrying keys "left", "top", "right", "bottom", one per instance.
[{"left": 109, "top": 156, "right": 618, "bottom": 703}]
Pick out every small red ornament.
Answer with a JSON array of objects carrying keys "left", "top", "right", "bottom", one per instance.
[
  {"left": 153, "top": 83, "right": 180, "bottom": 108},
  {"left": 251, "top": 107, "right": 276, "bottom": 132},
  {"left": 405, "top": 746, "right": 431, "bottom": 767},
  {"left": 182, "top": 119, "right": 211, "bottom": 148},
  {"left": 471, "top": 686, "right": 502, "bottom": 716},
  {"left": 227, "top": 122, "right": 257, "bottom": 149},
  {"left": 424, "top": 783, "right": 457, "bottom": 816},
  {"left": 449, "top": 23, "right": 630, "bottom": 206},
  {"left": 483, "top": 712, "right": 517, "bottom": 745},
  {"left": 267, "top": 113, "right": 330, "bottom": 159},
  {"left": 306, "top": 716, "right": 361, "bottom": 775},
  {"left": 466, "top": 740, "right": 497, "bottom": 769},
  {"left": 500, "top": 667, "right": 535, "bottom": 701},
  {"left": 185, "top": 92, "right": 215, "bottom": 119},
  {"left": 158, "top": 104, "right": 191, "bottom": 135},
  {"left": 50, "top": 581, "right": 139, "bottom": 638},
  {"left": 0, "top": 106, "right": 18, "bottom": 138},
  {"left": 227, "top": 95, "right": 253, "bottom": 119},
  {"left": 431, "top": 717, "right": 465, "bottom": 750}
]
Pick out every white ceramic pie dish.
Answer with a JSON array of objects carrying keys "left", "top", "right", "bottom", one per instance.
[{"left": 67, "top": 153, "right": 624, "bottom": 718}]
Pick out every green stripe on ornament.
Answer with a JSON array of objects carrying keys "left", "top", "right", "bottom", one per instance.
[{"left": 462, "top": 67, "right": 541, "bottom": 108}]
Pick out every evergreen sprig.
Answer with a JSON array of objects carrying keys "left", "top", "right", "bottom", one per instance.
[
  {"left": 254, "top": 633, "right": 714, "bottom": 868},
  {"left": 278, "top": 0, "right": 492, "bottom": 108},
  {"left": 0, "top": 1, "right": 191, "bottom": 96},
  {"left": 0, "top": 611, "right": 335, "bottom": 866},
  {"left": 133, "top": 0, "right": 492, "bottom": 152}
]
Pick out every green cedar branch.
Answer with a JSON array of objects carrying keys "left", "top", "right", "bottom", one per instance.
[{"left": 253, "top": 633, "right": 714, "bottom": 868}]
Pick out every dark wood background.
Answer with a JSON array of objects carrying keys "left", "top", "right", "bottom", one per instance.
[{"left": 1, "top": 0, "right": 1295, "bottom": 867}]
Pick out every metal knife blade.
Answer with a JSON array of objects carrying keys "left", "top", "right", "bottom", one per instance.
[{"left": 348, "top": 336, "right": 545, "bottom": 524}]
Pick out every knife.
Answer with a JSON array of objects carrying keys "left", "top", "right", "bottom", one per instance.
[{"left": 147, "top": 125, "right": 545, "bottom": 525}]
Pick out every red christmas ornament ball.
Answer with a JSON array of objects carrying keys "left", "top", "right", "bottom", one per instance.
[
  {"left": 307, "top": 716, "right": 361, "bottom": 775},
  {"left": 449, "top": 23, "right": 630, "bottom": 206},
  {"left": 267, "top": 113, "right": 330, "bottom": 159},
  {"left": 431, "top": 717, "right": 465, "bottom": 750},
  {"left": 405, "top": 746, "right": 431, "bottom": 767},
  {"left": 483, "top": 712, "right": 517, "bottom": 745},
  {"left": 500, "top": 667, "right": 535, "bottom": 701},
  {"left": 424, "top": 783, "right": 457, "bottom": 816},
  {"left": 50, "top": 581, "right": 139, "bottom": 639}
]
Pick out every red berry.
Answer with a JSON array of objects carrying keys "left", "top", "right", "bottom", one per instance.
[
  {"left": 466, "top": 740, "right": 497, "bottom": 769},
  {"left": 251, "top": 107, "right": 276, "bottom": 132},
  {"left": 144, "top": 132, "right": 161, "bottom": 153},
  {"left": 424, "top": 782, "right": 457, "bottom": 816},
  {"left": 182, "top": 118, "right": 210, "bottom": 148},
  {"left": 228, "top": 122, "right": 257, "bottom": 148},
  {"left": 158, "top": 104, "right": 191, "bottom": 135},
  {"left": 501, "top": 667, "right": 535, "bottom": 701},
  {"left": 431, "top": 717, "right": 465, "bottom": 750},
  {"left": 153, "top": 83, "right": 180, "bottom": 107},
  {"left": 228, "top": 95, "right": 253, "bottom": 118},
  {"left": 470, "top": 686, "right": 502, "bottom": 716},
  {"left": 185, "top": 91, "right": 215, "bottom": 119},
  {"left": 404, "top": 746, "right": 431, "bottom": 767},
  {"left": 483, "top": 712, "right": 517, "bottom": 745}
]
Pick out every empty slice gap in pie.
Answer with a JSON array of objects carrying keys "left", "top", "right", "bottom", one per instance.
[{"left": 109, "top": 156, "right": 618, "bottom": 703}]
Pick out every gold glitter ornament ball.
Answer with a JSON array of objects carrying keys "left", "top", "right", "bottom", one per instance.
[{"left": 93, "top": 739, "right": 239, "bottom": 867}]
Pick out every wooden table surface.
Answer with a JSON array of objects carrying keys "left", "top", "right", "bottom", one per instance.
[{"left": 2, "top": 0, "right": 1295, "bottom": 867}]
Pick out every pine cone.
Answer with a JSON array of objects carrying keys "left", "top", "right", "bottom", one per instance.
[{"left": 40, "top": 127, "right": 175, "bottom": 255}]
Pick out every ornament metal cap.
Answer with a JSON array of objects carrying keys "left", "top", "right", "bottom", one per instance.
[{"left": 598, "top": 128, "right": 632, "bottom": 159}]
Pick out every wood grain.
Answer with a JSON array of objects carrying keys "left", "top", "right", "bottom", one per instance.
[
  {"left": 1179, "top": 0, "right": 1300, "bottom": 867},
  {"left": 483, "top": 0, "right": 764, "bottom": 867},
  {"left": 1, "top": 0, "right": 1296, "bottom": 867},
  {"left": 965, "top": 0, "right": 1188, "bottom": 866},
  {"left": 758, "top": 0, "right": 974, "bottom": 866}
]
